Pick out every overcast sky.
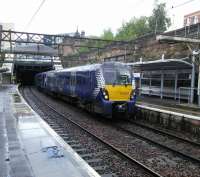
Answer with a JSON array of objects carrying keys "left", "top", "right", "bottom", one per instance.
[{"left": 0, "top": 0, "right": 199, "bottom": 36}]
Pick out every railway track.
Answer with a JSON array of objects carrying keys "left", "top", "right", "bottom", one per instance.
[
  {"left": 114, "top": 120, "right": 200, "bottom": 164},
  {"left": 20, "top": 86, "right": 200, "bottom": 177},
  {"left": 130, "top": 120, "right": 200, "bottom": 146},
  {"left": 20, "top": 86, "right": 159, "bottom": 177}
]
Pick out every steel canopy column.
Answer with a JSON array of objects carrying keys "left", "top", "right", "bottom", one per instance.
[
  {"left": 160, "top": 73, "right": 164, "bottom": 99},
  {"left": 139, "top": 72, "right": 142, "bottom": 96},
  {"left": 0, "top": 25, "right": 2, "bottom": 54},
  {"left": 160, "top": 54, "right": 164, "bottom": 99},
  {"left": 149, "top": 74, "right": 152, "bottom": 96},
  {"left": 0, "top": 73, "right": 2, "bottom": 84},
  {"left": 198, "top": 55, "right": 200, "bottom": 106},
  {"left": 190, "top": 55, "right": 195, "bottom": 104},
  {"left": 175, "top": 73, "right": 178, "bottom": 100}
]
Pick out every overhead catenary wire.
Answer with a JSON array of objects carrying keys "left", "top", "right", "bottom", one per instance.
[
  {"left": 171, "top": 0, "right": 196, "bottom": 9},
  {"left": 25, "top": 0, "right": 46, "bottom": 30}
]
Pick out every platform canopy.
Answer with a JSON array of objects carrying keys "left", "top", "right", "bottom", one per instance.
[{"left": 127, "top": 58, "right": 193, "bottom": 71}]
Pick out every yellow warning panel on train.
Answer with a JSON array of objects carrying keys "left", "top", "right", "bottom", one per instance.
[{"left": 105, "top": 85, "right": 132, "bottom": 101}]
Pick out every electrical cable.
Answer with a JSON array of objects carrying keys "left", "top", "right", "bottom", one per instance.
[
  {"left": 171, "top": 0, "right": 196, "bottom": 9},
  {"left": 25, "top": 0, "right": 46, "bottom": 30}
]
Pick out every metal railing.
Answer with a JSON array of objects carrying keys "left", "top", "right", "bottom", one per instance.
[
  {"left": 138, "top": 87, "right": 177, "bottom": 98},
  {"left": 138, "top": 87, "right": 194, "bottom": 101},
  {"left": 178, "top": 87, "right": 200, "bottom": 104}
]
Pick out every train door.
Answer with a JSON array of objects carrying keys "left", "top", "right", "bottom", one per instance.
[{"left": 70, "top": 72, "right": 76, "bottom": 97}]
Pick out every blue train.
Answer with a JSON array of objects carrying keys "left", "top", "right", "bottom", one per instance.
[{"left": 35, "top": 62, "right": 137, "bottom": 118}]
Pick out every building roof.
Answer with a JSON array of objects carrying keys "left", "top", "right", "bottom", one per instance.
[
  {"left": 127, "top": 58, "right": 193, "bottom": 71},
  {"left": 184, "top": 10, "right": 200, "bottom": 18}
]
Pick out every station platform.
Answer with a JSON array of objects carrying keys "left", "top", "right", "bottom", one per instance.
[
  {"left": 137, "top": 95, "right": 200, "bottom": 117},
  {"left": 0, "top": 84, "right": 100, "bottom": 177},
  {"left": 136, "top": 95, "right": 200, "bottom": 136}
]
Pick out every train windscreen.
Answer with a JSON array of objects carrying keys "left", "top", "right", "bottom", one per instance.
[{"left": 102, "top": 63, "right": 132, "bottom": 85}]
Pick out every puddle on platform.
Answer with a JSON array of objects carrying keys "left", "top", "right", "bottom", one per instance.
[{"left": 12, "top": 93, "right": 21, "bottom": 103}]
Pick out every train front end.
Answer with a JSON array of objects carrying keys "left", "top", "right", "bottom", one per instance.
[{"left": 99, "top": 62, "right": 137, "bottom": 118}]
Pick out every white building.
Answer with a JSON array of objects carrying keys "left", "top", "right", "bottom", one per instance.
[{"left": 184, "top": 10, "right": 200, "bottom": 26}]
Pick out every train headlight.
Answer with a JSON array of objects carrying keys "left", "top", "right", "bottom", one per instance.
[
  {"left": 104, "top": 95, "right": 109, "bottom": 100},
  {"left": 101, "top": 88, "right": 109, "bottom": 100},
  {"left": 130, "top": 90, "right": 135, "bottom": 100}
]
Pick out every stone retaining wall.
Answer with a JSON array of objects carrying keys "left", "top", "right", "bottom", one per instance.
[{"left": 135, "top": 106, "right": 200, "bottom": 136}]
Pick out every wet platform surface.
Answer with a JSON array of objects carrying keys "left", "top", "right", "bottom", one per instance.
[
  {"left": 137, "top": 96, "right": 200, "bottom": 117},
  {"left": 0, "top": 85, "right": 100, "bottom": 177}
]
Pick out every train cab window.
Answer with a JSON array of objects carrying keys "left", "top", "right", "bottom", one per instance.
[
  {"left": 102, "top": 65, "right": 132, "bottom": 85},
  {"left": 117, "top": 75, "right": 130, "bottom": 84},
  {"left": 103, "top": 70, "right": 116, "bottom": 84}
]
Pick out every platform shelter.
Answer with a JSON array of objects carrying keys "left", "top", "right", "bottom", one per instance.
[{"left": 128, "top": 57, "right": 197, "bottom": 104}]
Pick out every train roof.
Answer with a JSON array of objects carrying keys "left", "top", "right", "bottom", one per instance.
[
  {"left": 37, "top": 62, "right": 130, "bottom": 76},
  {"left": 59, "top": 63, "right": 101, "bottom": 72},
  {"left": 36, "top": 69, "right": 57, "bottom": 76},
  {"left": 55, "top": 62, "right": 129, "bottom": 73}
]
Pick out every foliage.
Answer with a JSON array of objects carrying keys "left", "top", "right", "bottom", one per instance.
[
  {"left": 115, "top": 16, "right": 150, "bottom": 40},
  {"left": 78, "top": 47, "right": 90, "bottom": 53},
  {"left": 101, "top": 28, "right": 114, "bottom": 40},
  {"left": 100, "top": 1, "right": 171, "bottom": 41},
  {"left": 148, "top": 2, "right": 171, "bottom": 33},
  {"left": 76, "top": 1, "right": 172, "bottom": 56}
]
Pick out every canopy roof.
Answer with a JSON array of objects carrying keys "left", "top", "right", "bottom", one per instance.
[{"left": 127, "top": 58, "right": 192, "bottom": 71}]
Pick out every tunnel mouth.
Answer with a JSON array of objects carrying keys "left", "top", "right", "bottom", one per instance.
[
  {"left": 13, "top": 62, "right": 53, "bottom": 85},
  {"left": 17, "top": 70, "right": 40, "bottom": 85}
]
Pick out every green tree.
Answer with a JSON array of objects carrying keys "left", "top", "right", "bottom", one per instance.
[
  {"left": 101, "top": 28, "right": 114, "bottom": 40},
  {"left": 148, "top": 2, "right": 171, "bottom": 33},
  {"left": 115, "top": 16, "right": 150, "bottom": 40}
]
